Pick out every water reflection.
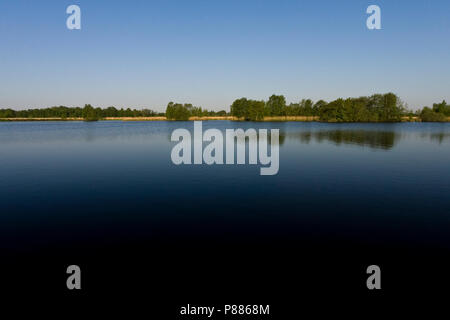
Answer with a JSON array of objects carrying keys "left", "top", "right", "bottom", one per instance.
[
  {"left": 285, "top": 130, "right": 397, "bottom": 150},
  {"left": 427, "top": 132, "right": 450, "bottom": 144},
  {"left": 1, "top": 122, "right": 449, "bottom": 151},
  {"left": 167, "top": 128, "right": 395, "bottom": 149}
]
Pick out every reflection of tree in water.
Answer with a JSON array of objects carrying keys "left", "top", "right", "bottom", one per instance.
[
  {"left": 428, "top": 133, "right": 450, "bottom": 144},
  {"left": 167, "top": 130, "right": 287, "bottom": 146},
  {"left": 287, "top": 130, "right": 397, "bottom": 150},
  {"left": 238, "top": 131, "right": 287, "bottom": 146},
  {"left": 165, "top": 129, "right": 409, "bottom": 149},
  {"left": 276, "top": 132, "right": 286, "bottom": 146}
]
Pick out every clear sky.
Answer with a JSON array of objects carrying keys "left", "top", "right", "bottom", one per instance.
[{"left": 1, "top": 0, "right": 449, "bottom": 111}]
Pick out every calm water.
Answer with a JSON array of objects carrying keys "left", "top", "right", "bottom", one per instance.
[{"left": 1, "top": 121, "right": 450, "bottom": 296}]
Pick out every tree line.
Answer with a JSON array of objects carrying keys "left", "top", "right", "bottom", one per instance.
[
  {"left": 0, "top": 103, "right": 227, "bottom": 121},
  {"left": 1, "top": 96, "right": 449, "bottom": 122},
  {"left": 0, "top": 105, "right": 165, "bottom": 120},
  {"left": 230, "top": 93, "right": 407, "bottom": 122}
]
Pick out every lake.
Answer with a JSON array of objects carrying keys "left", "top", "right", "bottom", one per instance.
[{"left": 1, "top": 121, "right": 449, "bottom": 299}]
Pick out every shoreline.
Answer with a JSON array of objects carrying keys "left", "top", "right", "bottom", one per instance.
[
  {"left": 0, "top": 116, "right": 318, "bottom": 122},
  {"left": 0, "top": 116, "right": 447, "bottom": 122}
]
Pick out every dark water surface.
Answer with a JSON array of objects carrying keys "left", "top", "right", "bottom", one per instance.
[{"left": 1, "top": 121, "right": 449, "bottom": 305}]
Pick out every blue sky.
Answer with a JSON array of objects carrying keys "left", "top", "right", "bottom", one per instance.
[{"left": 1, "top": 0, "right": 449, "bottom": 111}]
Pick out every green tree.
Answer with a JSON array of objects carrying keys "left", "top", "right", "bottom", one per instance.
[
  {"left": 230, "top": 98, "right": 247, "bottom": 119},
  {"left": 420, "top": 107, "right": 447, "bottom": 122},
  {"left": 82, "top": 104, "right": 100, "bottom": 121},
  {"left": 265, "top": 95, "right": 286, "bottom": 116},
  {"left": 230, "top": 98, "right": 264, "bottom": 120},
  {"left": 165, "top": 102, "right": 191, "bottom": 120},
  {"left": 432, "top": 100, "right": 450, "bottom": 116},
  {"left": 313, "top": 100, "right": 327, "bottom": 116}
]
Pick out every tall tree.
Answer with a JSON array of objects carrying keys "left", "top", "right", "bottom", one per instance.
[{"left": 265, "top": 95, "right": 286, "bottom": 116}]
